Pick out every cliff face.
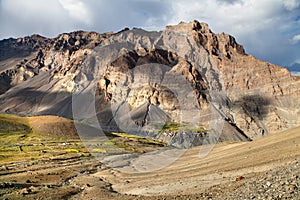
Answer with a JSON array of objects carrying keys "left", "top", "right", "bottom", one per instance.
[{"left": 0, "top": 20, "right": 299, "bottom": 147}]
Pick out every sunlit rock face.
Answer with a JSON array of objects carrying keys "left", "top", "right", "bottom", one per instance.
[{"left": 0, "top": 20, "right": 299, "bottom": 147}]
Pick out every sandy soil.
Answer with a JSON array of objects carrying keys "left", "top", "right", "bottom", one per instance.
[{"left": 0, "top": 126, "right": 299, "bottom": 199}]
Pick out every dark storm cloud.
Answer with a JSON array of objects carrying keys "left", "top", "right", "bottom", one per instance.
[{"left": 0, "top": 0, "right": 300, "bottom": 67}]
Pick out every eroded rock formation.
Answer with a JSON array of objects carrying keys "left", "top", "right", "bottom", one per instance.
[{"left": 0, "top": 20, "right": 299, "bottom": 147}]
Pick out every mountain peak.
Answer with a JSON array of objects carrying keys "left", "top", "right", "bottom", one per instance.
[
  {"left": 166, "top": 20, "right": 210, "bottom": 32},
  {"left": 166, "top": 20, "right": 245, "bottom": 58},
  {"left": 0, "top": 21, "right": 299, "bottom": 147}
]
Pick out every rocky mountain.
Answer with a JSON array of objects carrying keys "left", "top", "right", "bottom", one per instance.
[{"left": 0, "top": 20, "right": 299, "bottom": 147}]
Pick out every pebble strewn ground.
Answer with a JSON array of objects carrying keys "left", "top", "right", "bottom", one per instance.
[{"left": 186, "top": 159, "right": 300, "bottom": 200}]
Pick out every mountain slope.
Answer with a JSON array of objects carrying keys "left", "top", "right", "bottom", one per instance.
[
  {"left": 95, "top": 125, "right": 300, "bottom": 198},
  {"left": 0, "top": 20, "right": 299, "bottom": 147}
]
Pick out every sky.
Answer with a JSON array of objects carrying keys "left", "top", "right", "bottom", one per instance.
[{"left": 0, "top": 0, "right": 300, "bottom": 67}]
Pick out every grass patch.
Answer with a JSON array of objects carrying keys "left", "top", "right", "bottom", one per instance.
[
  {"left": 91, "top": 148, "right": 107, "bottom": 153},
  {"left": 65, "top": 148, "right": 80, "bottom": 153},
  {"left": 111, "top": 132, "right": 166, "bottom": 146},
  {"left": 103, "top": 141, "right": 116, "bottom": 146},
  {"left": 160, "top": 122, "right": 209, "bottom": 133},
  {"left": 111, "top": 132, "right": 140, "bottom": 138},
  {"left": 0, "top": 114, "right": 31, "bottom": 134},
  {"left": 161, "top": 122, "right": 181, "bottom": 132},
  {"left": 0, "top": 146, "right": 19, "bottom": 152},
  {"left": 136, "top": 137, "right": 167, "bottom": 146},
  {"left": 0, "top": 132, "right": 28, "bottom": 144}
]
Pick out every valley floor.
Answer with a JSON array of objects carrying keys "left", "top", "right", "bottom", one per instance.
[{"left": 0, "top": 126, "right": 299, "bottom": 199}]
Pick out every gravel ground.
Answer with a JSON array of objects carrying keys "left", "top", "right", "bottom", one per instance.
[{"left": 182, "top": 159, "right": 300, "bottom": 199}]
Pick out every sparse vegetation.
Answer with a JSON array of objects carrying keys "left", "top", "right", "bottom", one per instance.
[
  {"left": 160, "top": 122, "right": 209, "bottom": 133},
  {"left": 0, "top": 113, "right": 31, "bottom": 134},
  {"left": 103, "top": 141, "right": 116, "bottom": 146},
  {"left": 65, "top": 148, "right": 80, "bottom": 153},
  {"left": 91, "top": 148, "right": 107, "bottom": 153},
  {"left": 161, "top": 122, "right": 182, "bottom": 132},
  {"left": 0, "top": 114, "right": 88, "bottom": 163},
  {"left": 0, "top": 114, "right": 167, "bottom": 164},
  {"left": 111, "top": 132, "right": 167, "bottom": 147}
]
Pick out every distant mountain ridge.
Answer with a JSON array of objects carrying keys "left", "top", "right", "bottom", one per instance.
[{"left": 0, "top": 20, "right": 299, "bottom": 147}]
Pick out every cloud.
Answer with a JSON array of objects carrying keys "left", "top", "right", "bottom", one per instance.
[
  {"left": 290, "top": 34, "right": 300, "bottom": 44},
  {"left": 170, "top": 0, "right": 282, "bottom": 35},
  {"left": 83, "top": 0, "right": 170, "bottom": 32},
  {"left": 0, "top": 0, "right": 300, "bottom": 67},
  {"left": 291, "top": 71, "right": 300, "bottom": 76},
  {"left": 59, "top": 0, "right": 92, "bottom": 25},
  {"left": 216, "top": 0, "right": 242, "bottom": 4},
  {"left": 283, "top": 0, "right": 300, "bottom": 11},
  {"left": 0, "top": 0, "right": 89, "bottom": 38}
]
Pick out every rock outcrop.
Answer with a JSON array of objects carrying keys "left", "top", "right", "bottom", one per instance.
[{"left": 0, "top": 20, "right": 299, "bottom": 147}]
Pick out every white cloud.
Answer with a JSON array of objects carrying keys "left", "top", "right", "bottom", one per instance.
[
  {"left": 59, "top": 0, "right": 92, "bottom": 25},
  {"left": 291, "top": 71, "right": 300, "bottom": 76},
  {"left": 0, "top": 0, "right": 88, "bottom": 38},
  {"left": 283, "top": 0, "right": 300, "bottom": 10},
  {"left": 170, "top": 0, "right": 282, "bottom": 36},
  {"left": 290, "top": 34, "right": 300, "bottom": 44}
]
